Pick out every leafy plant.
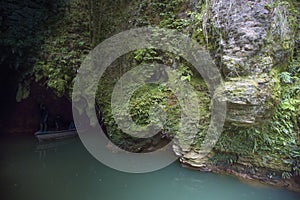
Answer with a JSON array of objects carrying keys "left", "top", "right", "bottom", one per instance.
[
  {"left": 279, "top": 72, "right": 293, "bottom": 84},
  {"left": 33, "top": 0, "right": 91, "bottom": 97},
  {"left": 1, "top": 0, "right": 68, "bottom": 100},
  {"left": 281, "top": 171, "right": 292, "bottom": 179}
]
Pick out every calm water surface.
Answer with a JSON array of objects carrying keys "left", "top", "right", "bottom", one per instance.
[{"left": 1, "top": 134, "right": 299, "bottom": 200}]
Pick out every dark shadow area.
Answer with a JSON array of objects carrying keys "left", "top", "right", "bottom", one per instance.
[{"left": 0, "top": 0, "right": 70, "bottom": 134}]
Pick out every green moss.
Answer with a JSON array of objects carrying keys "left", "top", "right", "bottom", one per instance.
[
  {"left": 97, "top": 54, "right": 210, "bottom": 145},
  {"left": 264, "top": 0, "right": 297, "bottom": 66},
  {"left": 211, "top": 55, "right": 300, "bottom": 171}
]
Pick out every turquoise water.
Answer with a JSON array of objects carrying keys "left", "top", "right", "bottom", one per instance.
[{"left": 1, "top": 134, "right": 299, "bottom": 200}]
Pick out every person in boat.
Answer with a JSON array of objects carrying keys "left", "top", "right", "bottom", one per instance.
[
  {"left": 40, "top": 104, "right": 48, "bottom": 132},
  {"left": 68, "top": 121, "right": 76, "bottom": 130},
  {"left": 55, "top": 115, "right": 63, "bottom": 130}
]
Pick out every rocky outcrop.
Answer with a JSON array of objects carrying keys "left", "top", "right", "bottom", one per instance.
[
  {"left": 176, "top": 0, "right": 297, "bottom": 167},
  {"left": 208, "top": 0, "right": 296, "bottom": 126}
]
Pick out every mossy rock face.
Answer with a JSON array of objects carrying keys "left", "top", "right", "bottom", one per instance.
[
  {"left": 208, "top": 0, "right": 296, "bottom": 77},
  {"left": 182, "top": 0, "right": 299, "bottom": 171},
  {"left": 219, "top": 73, "right": 279, "bottom": 127},
  {"left": 204, "top": 0, "right": 296, "bottom": 127}
]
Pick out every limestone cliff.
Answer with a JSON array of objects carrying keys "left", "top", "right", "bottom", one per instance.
[{"left": 25, "top": 0, "right": 300, "bottom": 189}]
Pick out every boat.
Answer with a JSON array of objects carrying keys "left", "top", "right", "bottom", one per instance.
[
  {"left": 36, "top": 137, "right": 77, "bottom": 150},
  {"left": 34, "top": 129, "right": 77, "bottom": 142}
]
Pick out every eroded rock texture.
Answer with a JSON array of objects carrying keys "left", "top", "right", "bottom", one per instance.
[
  {"left": 209, "top": 0, "right": 295, "bottom": 126},
  {"left": 174, "top": 0, "right": 297, "bottom": 166}
]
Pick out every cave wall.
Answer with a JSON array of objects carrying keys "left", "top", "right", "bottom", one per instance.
[{"left": 0, "top": 81, "right": 72, "bottom": 134}]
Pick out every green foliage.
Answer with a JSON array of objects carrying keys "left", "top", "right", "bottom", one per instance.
[
  {"left": 0, "top": 0, "right": 68, "bottom": 97},
  {"left": 134, "top": 49, "right": 162, "bottom": 63},
  {"left": 267, "top": 0, "right": 298, "bottom": 51},
  {"left": 97, "top": 53, "right": 209, "bottom": 145},
  {"left": 209, "top": 153, "right": 239, "bottom": 166},
  {"left": 213, "top": 54, "right": 300, "bottom": 171},
  {"left": 282, "top": 171, "right": 292, "bottom": 179},
  {"left": 26, "top": 0, "right": 300, "bottom": 175},
  {"left": 279, "top": 72, "right": 293, "bottom": 84},
  {"left": 129, "top": 84, "right": 169, "bottom": 126},
  {"left": 134, "top": 0, "right": 188, "bottom": 31},
  {"left": 33, "top": 1, "right": 91, "bottom": 97},
  {"left": 90, "top": 0, "right": 132, "bottom": 46},
  {"left": 292, "top": 164, "right": 300, "bottom": 176},
  {"left": 16, "top": 82, "right": 30, "bottom": 102}
]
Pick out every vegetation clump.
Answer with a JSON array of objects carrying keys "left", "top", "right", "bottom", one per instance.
[{"left": 8, "top": 0, "right": 300, "bottom": 187}]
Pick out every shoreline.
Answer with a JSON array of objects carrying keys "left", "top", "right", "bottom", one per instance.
[{"left": 181, "top": 163, "right": 300, "bottom": 193}]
